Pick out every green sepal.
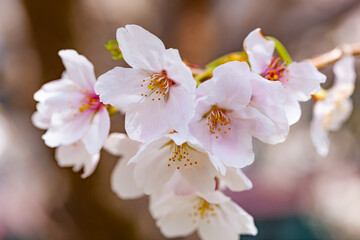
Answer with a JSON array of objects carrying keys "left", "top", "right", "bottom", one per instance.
[
  {"left": 266, "top": 36, "right": 292, "bottom": 65},
  {"left": 205, "top": 51, "right": 248, "bottom": 69},
  {"left": 105, "top": 40, "right": 123, "bottom": 60}
]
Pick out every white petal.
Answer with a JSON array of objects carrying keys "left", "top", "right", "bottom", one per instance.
[
  {"left": 55, "top": 141, "right": 99, "bottom": 178},
  {"left": 154, "top": 196, "right": 198, "bottom": 238},
  {"left": 131, "top": 137, "right": 175, "bottom": 194},
  {"left": 333, "top": 56, "right": 356, "bottom": 88},
  {"left": 310, "top": 103, "right": 329, "bottom": 156},
  {"left": 117, "top": 25, "right": 165, "bottom": 72},
  {"left": 179, "top": 149, "right": 217, "bottom": 193},
  {"left": 94, "top": 67, "right": 148, "bottom": 111},
  {"left": 243, "top": 28, "right": 274, "bottom": 74},
  {"left": 221, "top": 168, "right": 253, "bottom": 192},
  {"left": 104, "top": 133, "right": 141, "bottom": 157},
  {"left": 220, "top": 200, "right": 258, "bottom": 236},
  {"left": 284, "top": 62, "right": 326, "bottom": 101},
  {"left": 58, "top": 50, "right": 96, "bottom": 91},
  {"left": 198, "top": 213, "right": 239, "bottom": 240},
  {"left": 162, "top": 48, "right": 196, "bottom": 91},
  {"left": 125, "top": 100, "right": 169, "bottom": 142},
  {"left": 111, "top": 158, "right": 144, "bottom": 199},
  {"left": 284, "top": 95, "right": 302, "bottom": 125},
  {"left": 328, "top": 98, "right": 353, "bottom": 131},
  {"left": 82, "top": 107, "right": 110, "bottom": 155},
  {"left": 166, "top": 85, "right": 195, "bottom": 136},
  {"left": 32, "top": 103, "right": 51, "bottom": 130}
]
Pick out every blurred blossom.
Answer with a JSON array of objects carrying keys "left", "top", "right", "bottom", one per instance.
[{"left": 310, "top": 164, "right": 360, "bottom": 239}]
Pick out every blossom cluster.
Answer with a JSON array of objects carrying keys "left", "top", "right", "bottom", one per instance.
[{"left": 32, "top": 25, "right": 356, "bottom": 239}]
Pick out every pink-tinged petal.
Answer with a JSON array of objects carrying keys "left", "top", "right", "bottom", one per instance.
[
  {"left": 82, "top": 107, "right": 110, "bottom": 155},
  {"left": 212, "top": 121, "right": 254, "bottom": 168},
  {"left": 333, "top": 56, "right": 356, "bottom": 88},
  {"left": 34, "top": 79, "right": 73, "bottom": 102},
  {"left": 94, "top": 67, "right": 148, "bottom": 111},
  {"left": 116, "top": 25, "right": 165, "bottom": 72},
  {"left": 58, "top": 50, "right": 96, "bottom": 91},
  {"left": 221, "top": 168, "right": 252, "bottom": 192},
  {"left": 125, "top": 100, "right": 169, "bottom": 142},
  {"left": 234, "top": 107, "right": 278, "bottom": 139},
  {"left": 284, "top": 95, "right": 301, "bottom": 125},
  {"left": 195, "top": 78, "right": 216, "bottom": 99},
  {"left": 250, "top": 75, "right": 289, "bottom": 144},
  {"left": 284, "top": 62, "right": 326, "bottom": 101},
  {"left": 111, "top": 159, "right": 144, "bottom": 200},
  {"left": 42, "top": 110, "right": 92, "bottom": 147},
  {"left": 34, "top": 79, "right": 85, "bottom": 111},
  {"left": 162, "top": 48, "right": 196, "bottom": 92},
  {"left": 210, "top": 61, "right": 252, "bottom": 109},
  {"left": 55, "top": 141, "right": 100, "bottom": 178},
  {"left": 104, "top": 133, "right": 141, "bottom": 157},
  {"left": 166, "top": 85, "right": 195, "bottom": 136},
  {"left": 131, "top": 137, "right": 175, "bottom": 194},
  {"left": 165, "top": 172, "right": 197, "bottom": 196},
  {"left": 189, "top": 118, "right": 213, "bottom": 154},
  {"left": 244, "top": 28, "right": 274, "bottom": 74},
  {"left": 179, "top": 149, "right": 217, "bottom": 193}
]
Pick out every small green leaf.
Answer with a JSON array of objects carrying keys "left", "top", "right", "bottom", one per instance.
[
  {"left": 266, "top": 36, "right": 292, "bottom": 65},
  {"left": 205, "top": 51, "right": 248, "bottom": 69},
  {"left": 105, "top": 40, "right": 123, "bottom": 60}
]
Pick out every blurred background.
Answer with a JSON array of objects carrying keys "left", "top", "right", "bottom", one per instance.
[{"left": 0, "top": 0, "right": 359, "bottom": 239}]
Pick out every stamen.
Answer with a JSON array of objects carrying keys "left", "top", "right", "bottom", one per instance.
[
  {"left": 204, "top": 106, "right": 232, "bottom": 139},
  {"left": 139, "top": 70, "right": 175, "bottom": 101},
  {"left": 261, "top": 57, "right": 287, "bottom": 82}
]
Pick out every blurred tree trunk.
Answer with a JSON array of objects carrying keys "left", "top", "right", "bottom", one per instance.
[{"left": 22, "top": 1, "right": 138, "bottom": 239}]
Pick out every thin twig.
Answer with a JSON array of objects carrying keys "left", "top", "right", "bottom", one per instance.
[{"left": 306, "top": 42, "right": 360, "bottom": 69}]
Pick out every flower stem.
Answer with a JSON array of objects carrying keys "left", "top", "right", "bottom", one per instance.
[{"left": 306, "top": 42, "right": 360, "bottom": 69}]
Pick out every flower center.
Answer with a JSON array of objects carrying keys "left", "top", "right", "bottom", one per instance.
[
  {"left": 204, "top": 106, "right": 231, "bottom": 139},
  {"left": 261, "top": 57, "right": 288, "bottom": 82},
  {"left": 78, "top": 95, "right": 101, "bottom": 113},
  {"left": 188, "top": 198, "right": 217, "bottom": 224},
  {"left": 167, "top": 143, "right": 198, "bottom": 169},
  {"left": 68, "top": 85, "right": 102, "bottom": 115},
  {"left": 140, "top": 70, "right": 175, "bottom": 101}
]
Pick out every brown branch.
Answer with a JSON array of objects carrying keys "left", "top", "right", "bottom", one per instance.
[{"left": 306, "top": 42, "right": 360, "bottom": 69}]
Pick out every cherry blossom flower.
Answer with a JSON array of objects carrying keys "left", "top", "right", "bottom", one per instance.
[
  {"left": 311, "top": 56, "right": 356, "bottom": 156},
  {"left": 104, "top": 133, "right": 144, "bottom": 199},
  {"left": 106, "top": 132, "right": 253, "bottom": 198},
  {"left": 128, "top": 132, "right": 222, "bottom": 194},
  {"left": 189, "top": 61, "right": 288, "bottom": 168},
  {"left": 32, "top": 50, "right": 110, "bottom": 177},
  {"left": 244, "top": 28, "right": 326, "bottom": 125},
  {"left": 150, "top": 187, "right": 257, "bottom": 240},
  {"left": 94, "top": 25, "right": 196, "bottom": 142}
]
